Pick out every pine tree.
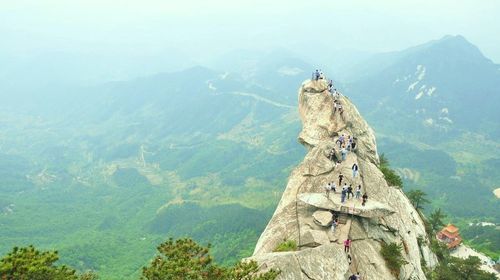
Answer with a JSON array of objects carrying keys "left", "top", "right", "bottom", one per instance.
[
  {"left": 432, "top": 256, "right": 496, "bottom": 280},
  {"left": 407, "top": 189, "right": 430, "bottom": 210},
  {"left": 0, "top": 245, "right": 95, "bottom": 280},
  {"left": 428, "top": 208, "right": 447, "bottom": 233},
  {"left": 141, "top": 238, "right": 278, "bottom": 280},
  {"left": 380, "top": 242, "right": 408, "bottom": 276}
]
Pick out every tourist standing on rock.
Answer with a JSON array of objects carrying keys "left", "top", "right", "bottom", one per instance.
[
  {"left": 336, "top": 134, "right": 345, "bottom": 148},
  {"left": 362, "top": 193, "right": 368, "bottom": 206},
  {"left": 347, "top": 254, "right": 352, "bottom": 265},
  {"left": 355, "top": 272, "right": 361, "bottom": 280},
  {"left": 330, "top": 181, "right": 337, "bottom": 193},
  {"left": 341, "top": 187, "right": 347, "bottom": 203},
  {"left": 328, "top": 148, "right": 336, "bottom": 161},
  {"left": 324, "top": 183, "right": 331, "bottom": 198},
  {"left": 347, "top": 185, "right": 353, "bottom": 199},
  {"left": 333, "top": 89, "right": 340, "bottom": 100},
  {"left": 341, "top": 146, "right": 348, "bottom": 161},
  {"left": 338, "top": 173, "right": 344, "bottom": 185},
  {"left": 344, "top": 238, "right": 351, "bottom": 252},
  {"left": 349, "top": 274, "right": 356, "bottom": 280},
  {"left": 352, "top": 163, "right": 359, "bottom": 178},
  {"left": 331, "top": 218, "right": 338, "bottom": 233},
  {"left": 328, "top": 79, "right": 333, "bottom": 92},
  {"left": 351, "top": 140, "right": 357, "bottom": 151},
  {"left": 314, "top": 69, "right": 320, "bottom": 81},
  {"left": 348, "top": 136, "right": 354, "bottom": 151},
  {"left": 355, "top": 185, "right": 362, "bottom": 199},
  {"left": 334, "top": 101, "right": 344, "bottom": 116},
  {"left": 331, "top": 88, "right": 338, "bottom": 99}
]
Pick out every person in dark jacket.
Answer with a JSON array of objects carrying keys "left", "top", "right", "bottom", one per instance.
[
  {"left": 347, "top": 185, "right": 353, "bottom": 199},
  {"left": 362, "top": 193, "right": 368, "bottom": 206},
  {"left": 352, "top": 163, "right": 359, "bottom": 178},
  {"left": 341, "top": 185, "right": 347, "bottom": 203}
]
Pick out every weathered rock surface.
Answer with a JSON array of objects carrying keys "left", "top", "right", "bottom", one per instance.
[
  {"left": 249, "top": 79, "right": 436, "bottom": 280},
  {"left": 312, "top": 210, "right": 333, "bottom": 226},
  {"left": 300, "top": 230, "right": 330, "bottom": 247},
  {"left": 251, "top": 244, "right": 349, "bottom": 280}
]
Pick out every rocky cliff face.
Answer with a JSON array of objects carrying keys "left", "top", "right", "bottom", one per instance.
[{"left": 250, "top": 79, "right": 437, "bottom": 280}]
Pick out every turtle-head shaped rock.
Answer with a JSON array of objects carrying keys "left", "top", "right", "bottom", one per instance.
[
  {"left": 298, "top": 79, "right": 379, "bottom": 165},
  {"left": 249, "top": 78, "right": 436, "bottom": 280}
]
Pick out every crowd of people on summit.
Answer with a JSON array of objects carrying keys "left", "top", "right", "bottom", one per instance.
[
  {"left": 311, "top": 70, "right": 366, "bottom": 280},
  {"left": 323, "top": 132, "right": 367, "bottom": 207},
  {"left": 313, "top": 69, "right": 343, "bottom": 116}
]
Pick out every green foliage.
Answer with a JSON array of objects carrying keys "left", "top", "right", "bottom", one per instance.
[
  {"left": 378, "top": 138, "right": 500, "bottom": 258},
  {"left": 1, "top": 65, "right": 499, "bottom": 279},
  {"left": 379, "top": 153, "right": 390, "bottom": 166},
  {"left": 429, "top": 238, "right": 450, "bottom": 262},
  {"left": 273, "top": 240, "right": 297, "bottom": 252},
  {"left": 380, "top": 242, "right": 408, "bottom": 276},
  {"left": 79, "top": 271, "right": 100, "bottom": 280},
  {"left": 378, "top": 154, "right": 404, "bottom": 188},
  {"left": 422, "top": 217, "right": 434, "bottom": 240},
  {"left": 226, "top": 261, "right": 280, "bottom": 280},
  {"left": 141, "top": 238, "right": 223, "bottom": 280},
  {"left": 431, "top": 256, "right": 496, "bottom": 280},
  {"left": 460, "top": 224, "right": 500, "bottom": 260},
  {"left": 378, "top": 141, "right": 457, "bottom": 177},
  {"left": 416, "top": 235, "right": 428, "bottom": 269},
  {"left": 141, "top": 238, "right": 278, "bottom": 280},
  {"left": 406, "top": 189, "right": 430, "bottom": 210},
  {"left": 416, "top": 236, "right": 424, "bottom": 248},
  {"left": 0, "top": 245, "right": 94, "bottom": 280},
  {"left": 427, "top": 231, "right": 496, "bottom": 279},
  {"left": 148, "top": 202, "right": 272, "bottom": 266},
  {"left": 428, "top": 208, "right": 447, "bottom": 233}
]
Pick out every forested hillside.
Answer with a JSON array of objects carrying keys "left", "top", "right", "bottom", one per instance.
[{"left": 1, "top": 36, "right": 498, "bottom": 279}]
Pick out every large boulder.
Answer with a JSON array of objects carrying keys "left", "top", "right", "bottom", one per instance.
[
  {"left": 300, "top": 230, "right": 330, "bottom": 248},
  {"left": 249, "top": 244, "right": 349, "bottom": 280},
  {"left": 312, "top": 210, "right": 333, "bottom": 227}
]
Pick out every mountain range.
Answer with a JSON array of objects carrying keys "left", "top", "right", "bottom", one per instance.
[{"left": 0, "top": 35, "right": 498, "bottom": 279}]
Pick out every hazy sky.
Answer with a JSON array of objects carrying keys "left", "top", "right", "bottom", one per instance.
[{"left": 2, "top": 0, "right": 500, "bottom": 75}]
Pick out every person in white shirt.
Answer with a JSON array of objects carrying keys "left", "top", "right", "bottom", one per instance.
[{"left": 324, "top": 183, "right": 332, "bottom": 198}]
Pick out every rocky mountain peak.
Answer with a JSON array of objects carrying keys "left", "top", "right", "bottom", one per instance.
[
  {"left": 249, "top": 79, "right": 436, "bottom": 279},
  {"left": 410, "top": 35, "right": 490, "bottom": 63}
]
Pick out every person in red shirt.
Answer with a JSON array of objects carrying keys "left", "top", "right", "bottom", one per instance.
[{"left": 344, "top": 238, "right": 352, "bottom": 253}]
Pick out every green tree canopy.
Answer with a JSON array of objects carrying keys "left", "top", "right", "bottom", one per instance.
[
  {"left": 141, "top": 238, "right": 278, "bottom": 280},
  {"left": 432, "top": 256, "right": 496, "bottom": 280},
  {"left": 380, "top": 242, "right": 408, "bottom": 276},
  {"left": 406, "top": 189, "right": 430, "bottom": 210},
  {"left": 428, "top": 208, "right": 447, "bottom": 233},
  {"left": 378, "top": 154, "right": 404, "bottom": 188},
  {"left": 0, "top": 245, "right": 96, "bottom": 280}
]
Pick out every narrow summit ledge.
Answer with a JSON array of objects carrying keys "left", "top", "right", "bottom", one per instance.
[{"left": 298, "top": 193, "right": 396, "bottom": 218}]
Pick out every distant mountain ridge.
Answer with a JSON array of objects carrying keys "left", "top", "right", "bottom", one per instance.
[{"left": 344, "top": 35, "right": 500, "bottom": 138}]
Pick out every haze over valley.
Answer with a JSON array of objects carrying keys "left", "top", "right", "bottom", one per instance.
[{"left": 1, "top": 1, "right": 499, "bottom": 279}]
